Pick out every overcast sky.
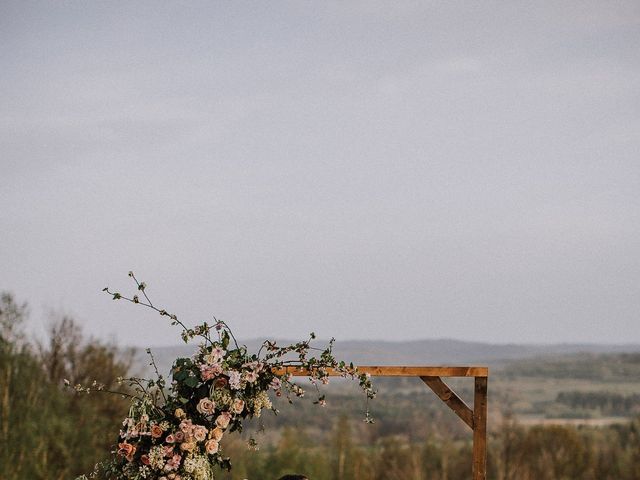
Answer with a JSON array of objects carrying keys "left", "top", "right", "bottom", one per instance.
[{"left": 1, "top": 1, "right": 639, "bottom": 346}]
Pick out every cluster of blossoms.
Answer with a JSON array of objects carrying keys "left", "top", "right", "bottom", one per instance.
[{"left": 74, "top": 272, "right": 376, "bottom": 480}]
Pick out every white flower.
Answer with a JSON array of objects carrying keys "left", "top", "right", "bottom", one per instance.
[{"left": 148, "top": 446, "right": 165, "bottom": 470}]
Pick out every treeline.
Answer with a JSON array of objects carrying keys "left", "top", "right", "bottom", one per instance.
[
  {"left": 556, "top": 391, "right": 640, "bottom": 417},
  {"left": 0, "top": 293, "right": 133, "bottom": 480},
  {"left": 2, "top": 291, "right": 640, "bottom": 479},
  {"left": 215, "top": 415, "right": 640, "bottom": 480},
  {"left": 502, "top": 353, "right": 640, "bottom": 381}
]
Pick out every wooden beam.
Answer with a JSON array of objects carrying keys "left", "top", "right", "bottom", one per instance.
[
  {"left": 420, "top": 376, "right": 474, "bottom": 429},
  {"left": 472, "top": 376, "right": 488, "bottom": 480},
  {"left": 270, "top": 364, "right": 489, "bottom": 480},
  {"left": 275, "top": 365, "right": 488, "bottom": 377}
]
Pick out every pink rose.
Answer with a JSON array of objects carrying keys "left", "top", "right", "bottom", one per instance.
[
  {"left": 180, "top": 441, "right": 196, "bottom": 452},
  {"left": 193, "top": 425, "right": 208, "bottom": 442},
  {"left": 117, "top": 442, "right": 136, "bottom": 462},
  {"left": 196, "top": 398, "right": 216, "bottom": 416},
  {"left": 165, "top": 434, "right": 175, "bottom": 444},
  {"left": 205, "top": 439, "right": 219, "bottom": 454},
  {"left": 215, "top": 412, "right": 231, "bottom": 429},
  {"left": 179, "top": 419, "right": 194, "bottom": 433},
  {"left": 231, "top": 398, "right": 245, "bottom": 414},
  {"left": 209, "top": 427, "right": 224, "bottom": 442},
  {"left": 151, "top": 424, "right": 164, "bottom": 438}
]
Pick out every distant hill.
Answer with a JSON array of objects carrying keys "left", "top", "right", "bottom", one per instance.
[
  {"left": 137, "top": 338, "right": 640, "bottom": 376},
  {"left": 133, "top": 339, "right": 640, "bottom": 422}
]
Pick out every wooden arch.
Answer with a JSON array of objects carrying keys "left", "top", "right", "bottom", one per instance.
[{"left": 282, "top": 366, "right": 488, "bottom": 480}]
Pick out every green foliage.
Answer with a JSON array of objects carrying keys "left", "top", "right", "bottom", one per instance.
[
  {"left": 503, "top": 353, "right": 640, "bottom": 382},
  {"left": 3, "top": 290, "right": 640, "bottom": 479},
  {"left": 207, "top": 417, "right": 640, "bottom": 480},
  {"left": 82, "top": 272, "right": 376, "bottom": 480},
  {"left": 556, "top": 390, "right": 640, "bottom": 417},
  {"left": 0, "top": 293, "right": 132, "bottom": 480}
]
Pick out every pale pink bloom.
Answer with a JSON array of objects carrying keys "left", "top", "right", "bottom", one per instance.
[
  {"left": 193, "top": 425, "right": 208, "bottom": 442},
  {"left": 270, "top": 378, "right": 281, "bottom": 390},
  {"left": 244, "top": 371, "right": 258, "bottom": 384},
  {"left": 174, "top": 431, "right": 185, "bottom": 442},
  {"left": 196, "top": 398, "right": 216, "bottom": 416},
  {"left": 205, "top": 439, "right": 219, "bottom": 454},
  {"left": 165, "top": 434, "right": 176, "bottom": 444},
  {"left": 231, "top": 398, "right": 245, "bottom": 414},
  {"left": 165, "top": 454, "right": 181, "bottom": 471},
  {"left": 205, "top": 347, "right": 225, "bottom": 364},
  {"left": 215, "top": 412, "right": 232, "bottom": 429},
  {"left": 200, "top": 363, "right": 223, "bottom": 381},
  {"left": 228, "top": 371, "right": 242, "bottom": 390},
  {"left": 163, "top": 445, "right": 174, "bottom": 456},
  {"left": 179, "top": 419, "right": 194, "bottom": 433}
]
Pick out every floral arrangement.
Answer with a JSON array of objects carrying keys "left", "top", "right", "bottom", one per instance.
[{"left": 72, "top": 272, "right": 375, "bottom": 480}]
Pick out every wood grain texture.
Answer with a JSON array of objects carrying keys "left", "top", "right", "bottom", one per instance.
[
  {"left": 420, "top": 376, "right": 474, "bottom": 429},
  {"left": 272, "top": 364, "right": 489, "bottom": 480},
  {"left": 274, "top": 365, "right": 488, "bottom": 377},
  {"left": 472, "top": 376, "right": 488, "bottom": 480}
]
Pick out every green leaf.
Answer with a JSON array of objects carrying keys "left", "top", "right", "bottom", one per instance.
[
  {"left": 221, "top": 330, "right": 230, "bottom": 349},
  {"left": 184, "top": 376, "right": 198, "bottom": 388}
]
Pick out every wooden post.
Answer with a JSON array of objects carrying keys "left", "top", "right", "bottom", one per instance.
[
  {"left": 473, "top": 376, "right": 488, "bottom": 480},
  {"left": 277, "top": 365, "right": 488, "bottom": 480}
]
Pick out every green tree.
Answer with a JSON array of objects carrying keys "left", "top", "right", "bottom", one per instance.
[{"left": 0, "top": 293, "right": 133, "bottom": 480}]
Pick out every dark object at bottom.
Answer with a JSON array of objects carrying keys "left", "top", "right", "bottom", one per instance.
[{"left": 278, "top": 476, "right": 308, "bottom": 480}]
